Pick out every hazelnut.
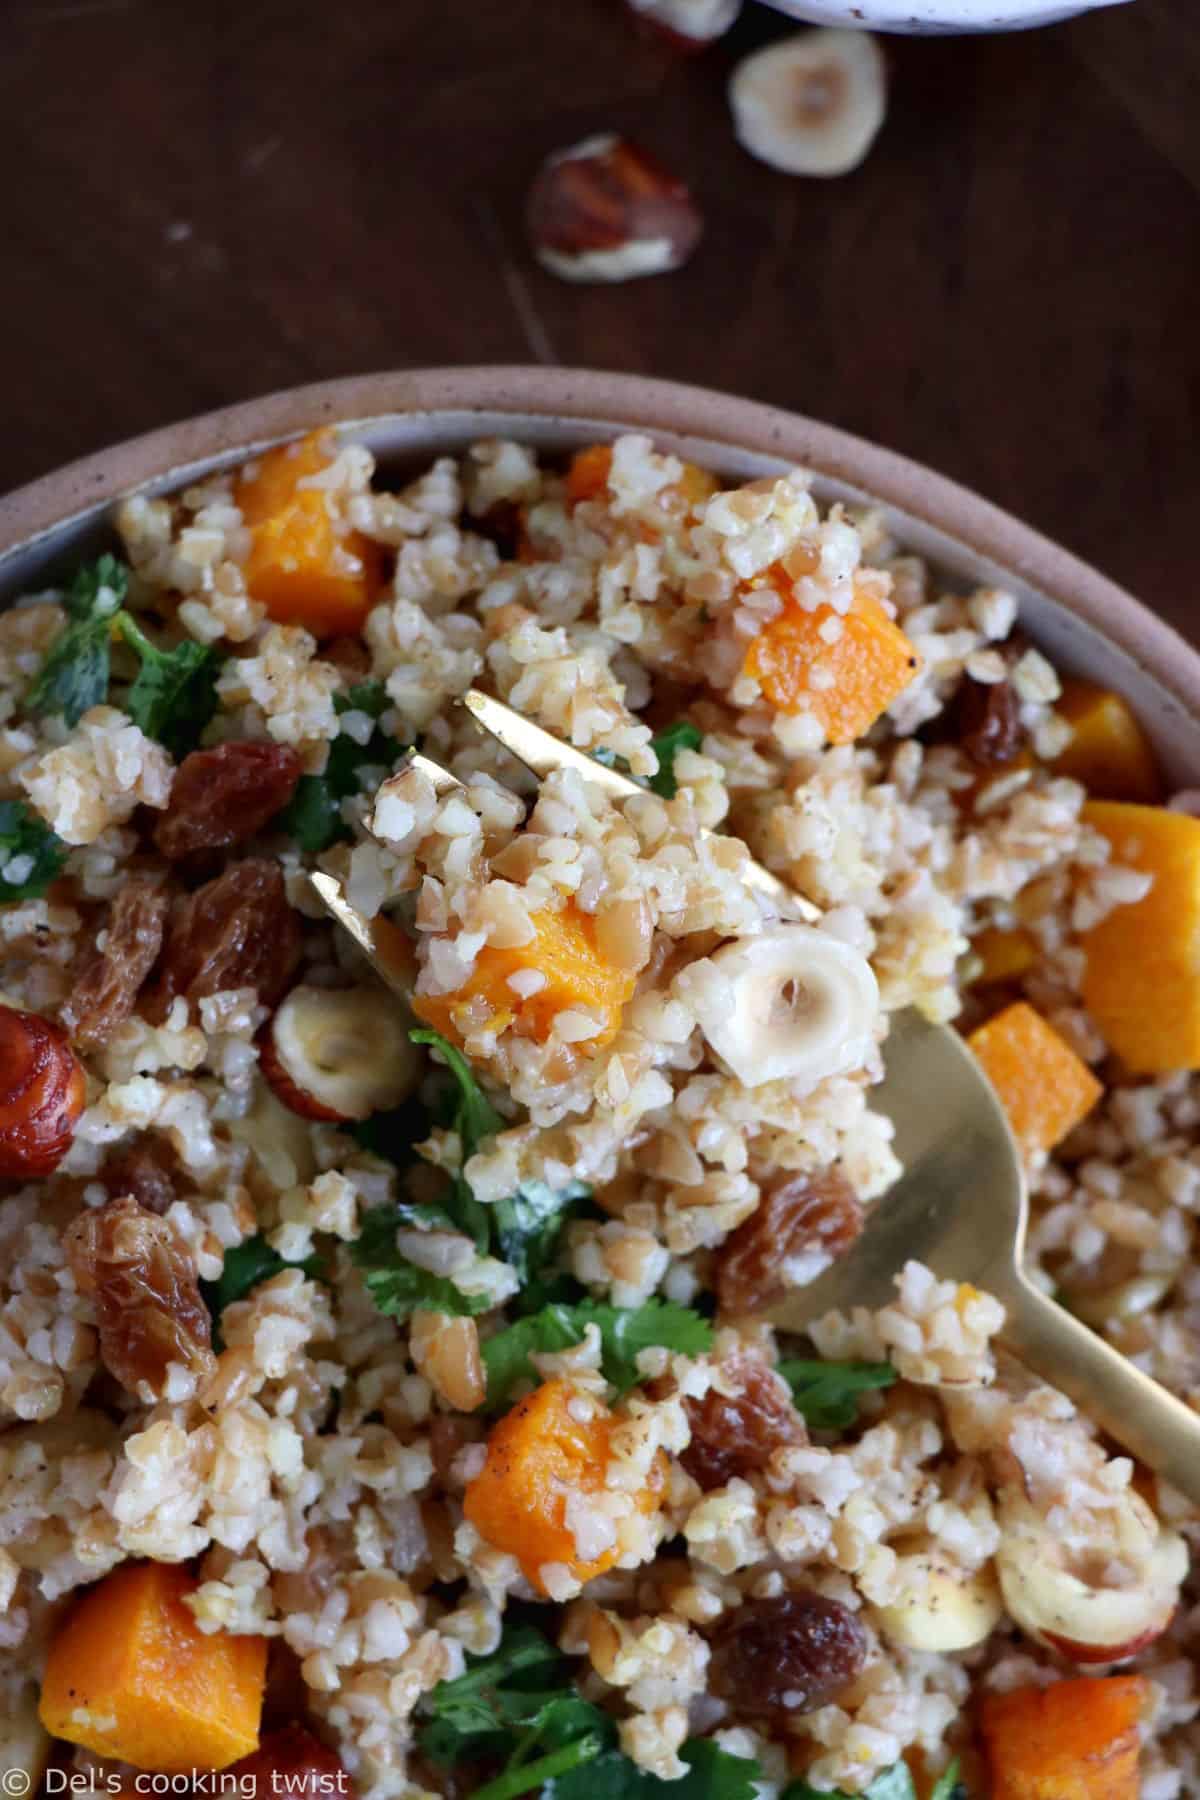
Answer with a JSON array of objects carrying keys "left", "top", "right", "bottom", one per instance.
[
  {"left": 0, "top": 1004, "right": 86, "bottom": 1178},
  {"left": 259, "top": 984, "right": 420, "bottom": 1122},
  {"left": 527, "top": 135, "right": 703, "bottom": 284},
  {"left": 729, "top": 28, "right": 887, "bottom": 179},
  {"left": 625, "top": 0, "right": 742, "bottom": 50}
]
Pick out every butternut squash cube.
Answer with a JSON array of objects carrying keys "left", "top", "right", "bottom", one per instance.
[
  {"left": 1052, "top": 681, "right": 1162, "bottom": 803},
  {"left": 412, "top": 900, "right": 635, "bottom": 1051},
  {"left": 744, "top": 579, "right": 920, "bottom": 745},
  {"left": 564, "top": 443, "right": 717, "bottom": 513},
  {"left": 972, "top": 926, "right": 1037, "bottom": 985},
  {"left": 464, "top": 1378, "right": 664, "bottom": 1591},
  {"left": 237, "top": 430, "right": 384, "bottom": 638},
  {"left": 967, "top": 1001, "right": 1101, "bottom": 1155},
  {"left": 39, "top": 1561, "right": 266, "bottom": 1772},
  {"left": 1081, "top": 801, "right": 1200, "bottom": 1072},
  {"left": 980, "top": 1675, "right": 1148, "bottom": 1800}
]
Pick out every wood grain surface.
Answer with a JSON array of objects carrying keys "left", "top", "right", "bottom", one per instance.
[{"left": 2, "top": 0, "right": 1196, "bottom": 633}]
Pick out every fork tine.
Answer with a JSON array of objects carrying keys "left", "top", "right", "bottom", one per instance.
[
  {"left": 461, "top": 688, "right": 642, "bottom": 803},
  {"left": 462, "top": 688, "right": 813, "bottom": 919},
  {"left": 308, "top": 872, "right": 417, "bottom": 999}
]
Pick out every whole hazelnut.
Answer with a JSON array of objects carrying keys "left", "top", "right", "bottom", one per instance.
[{"left": 526, "top": 135, "right": 703, "bottom": 284}]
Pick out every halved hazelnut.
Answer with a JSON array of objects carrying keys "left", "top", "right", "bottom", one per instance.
[
  {"left": 625, "top": 0, "right": 742, "bottom": 50},
  {"left": 527, "top": 135, "right": 703, "bottom": 284},
  {"left": 728, "top": 29, "right": 887, "bottom": 179},
  {"left": 997, "top": 1505, "right": 1186, "bottom": 1664},
  {"left": 0, "top": 1004, "right": 86, "bottom": 1178},
  {"left": 874, "top": 1538, "right": 1003, "bottom": 1653},
  {"left": 260, "top": 984, "right": 421, "bottom": 1123}
]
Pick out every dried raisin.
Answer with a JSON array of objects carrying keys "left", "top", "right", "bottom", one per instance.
[
  {"left": 717, "top": 1169, "right": 863, "bottom": 1315},
  {"left": 60, "top": 876, "right": 170, "bottom": 1052},
  {"left": 0, "top": 1005, "right": 86, "bottom": 1178},
  {"left": 951, "top": 674, "right": 1026, "bottom": 770},
  {"left": 709, "top": 1591, "right": 867, "bottom": 1721},
  {"left": 64, "top": 1196, "right": 215, "bottom": 1399},
  {"left": 152, "top": 858, "right": 302, "bottom": 1016},
  {"left": 101, "top": 1140, "right": 178, "bottom": 1216},
  {"left": 153, "top": 741, "right": 302, "bottom": 861},
  {"left": 682, "top": 1355, "right": 807, "bottom": 1489}
]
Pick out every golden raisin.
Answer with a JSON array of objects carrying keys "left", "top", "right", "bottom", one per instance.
[
  {"left": 153, "top": 741, "right": 303, "bottom": 861},
  {"left": 682, "top": 1355, "right": 807, "bottom": 1489},
  {"left": 717, "top": 1169, "right": 863, "bottom": 1315},
  {"left": 709, "top": 1591, "right": 867, "bottom": 1721},
  {"left": 152, "top": 858, "right": 302, "bottom": 1017},
  {"left": 64, "top": 1196, "right": 215, "bottom": 1399},
  {"left": 0, "top": 1005, "right": 86, "bottom": 1177},
  {"left": 60, "top": 875, "right": 170, "bottom": 1052}
]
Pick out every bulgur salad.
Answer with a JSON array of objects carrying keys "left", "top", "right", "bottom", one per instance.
[{"left": 0, "top": 428, "right": 1198, "bottom": 1800}]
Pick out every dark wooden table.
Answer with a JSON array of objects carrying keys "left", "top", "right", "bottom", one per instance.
[{"left": 2, "top": 0, "right": 1196, "bottom": 634}]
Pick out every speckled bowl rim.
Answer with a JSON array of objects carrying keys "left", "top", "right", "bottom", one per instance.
[{"left": 2, "top": 365, "right": 1197, "bottom": 747}]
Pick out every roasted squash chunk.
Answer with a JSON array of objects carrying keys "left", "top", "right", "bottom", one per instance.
[
  {"left": 980, "top": 1675, "right": 1147, "bottom": 1800},
  {"left": 237, "top": 430, "right": 384, "bottom": 637},
  {"left": 1081, "top": 801, "right": 1200, "bottom": 1072},
  {"left": 744, "top": 577, "right": 920, "bottom": 744},
  {"left": 1052, "top": 680, "right": 1162, "bottom": 803},
  {"left": 39, "top": 1561, "right": 267, "bottom": 1772},
  {"left": 971, "top": 925, "right": 1037, "bottom": 986},
  {"left": 464, "top": 1378, "right": 664, "bottom": 1591},
  {"left": 967, "top": 1001, "right": 1101, "bottom": 1155},
  {"left": 412, "top": 900, "right": 636, "bottom": 1051}
]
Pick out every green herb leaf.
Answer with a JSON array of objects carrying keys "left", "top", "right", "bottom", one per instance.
[
  {"left": 116, "top": 613, "right": 219, "bottom": 758},
  {"left": 359, "top": 1259, "right": 492, "bottom": 1322},
  {"left": 547, "top": 1740, "right": 762, "bottom": 1800},
  {"left": 25, "top": 555, "right": 128, "bottom": 727},
  {"left": 0, "top": 801, "right": 67, "bottom": 901},
  {"left": 421, "top": 1624, "right": 597, "bottom": 1768},
  {"left": 928, "top": 1760, "right": 966, "bottom": 1800},
  {"left": 777, "top": 1357, "right": 897, "bottom": 1431},
  {"left": 200, "top": 1235, "right": 324, "bottom": 1346},
  {"left": 277, "top": 685, "right": 402, "bottom": 853},
  {"left": 492, "top": 1177, "right": 591, "bottom": 1289},
  {"left": 412, "top": 1027, "right": 503, "bottom": 1157},
  {"left": 646, "top": 721, "right": 702, "bottom": 799},
  {"left": 483, "top": 1297, "right": 713, "bottom": 1409}
]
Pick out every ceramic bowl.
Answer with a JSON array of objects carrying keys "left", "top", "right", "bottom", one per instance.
[
  {"left": 0, "top": 366, "right": 1194, "bottom": 778},
  {"left": 761, "top": 0, "right": 1132, "bottom": 32}
]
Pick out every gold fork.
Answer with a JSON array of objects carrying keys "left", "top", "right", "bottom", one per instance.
[{"left": 311, "top": 687, "right": 1200, "bottom": 1505}]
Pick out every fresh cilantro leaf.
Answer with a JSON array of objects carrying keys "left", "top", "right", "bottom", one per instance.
[
  {"left": 928, "top": 1761, "right": 966, "bottom": 1800},
  {"left": 0, "top": 801, "right": 67, "bottom": 901},
  {"left": 116, "top": 612, "right": 219, "bottom": 757},
  {"left": 421, "top": 1624, "right": 601, "bottom": 1768},
  {"left": 547, "top": 1740, "right": 762, "bottom": 1800},
  {"left": 25, "top": 554, "right": 128, "bottom": 727},
  {"left": 483, "top": 1298, "right": 713, "bottom": 1409},
  {"left": 412, "top": 1027, "right": 503, "bottom": 1157},
  {"left": 200, "top": 1235, "right": 324, "bottom": 1347},
  {"left": 783, "top": 1762, "right": 918, "bottom": 1800},
  {"left": 277, "top": 685, "right": 402, "bottom": 853},
  {"left": 358, "top": 1259, "right": 492, "bottom": 1322},
  {"left": 477, "top": 1736, "right": 607, "bottom": 1800},
  {"left": 647, "top": 721, "right": 702, "bottom": 799},
  {"left": 492, "top": 1177, "right": 591, "bottom": 1289},
  {"left": 777, "top": 1357, "right": 897, "bottom": 1431}
]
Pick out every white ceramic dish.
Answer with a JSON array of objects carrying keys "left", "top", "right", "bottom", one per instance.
[{"left": 761, "top": 0, "right": 1131, "bottom": 33}]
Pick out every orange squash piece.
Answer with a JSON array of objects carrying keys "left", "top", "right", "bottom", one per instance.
[
  {"left": 1051, "top": 681, "right": 1162, "bottom": 803},
  {"left": 39, "top": 1561, "right": 266, "bottom": 1772},
  {"left": 972, "top": 926, "right": 1037, "bottom": 985},
  {"left": 236, "top": 430, "right": 384, "bottom": 638},
  {"left": 1081, "top": 801, "right": 1200, "bottom": 1072},
  {"left": 744, "top": 576, "right": 921, "bottom": 745},
  {"left": 412, "top": 900, "right": 635, "bottom": 1051},
  {"left": 464, "top": 1377, "right": 664, "bottom": 1591},
  {"left": 980, "top": 1675, "right": 1148, "bottom": 1800},
  {"left": 967, "top": 1001, "right": 1102, "bottom": 1155}
]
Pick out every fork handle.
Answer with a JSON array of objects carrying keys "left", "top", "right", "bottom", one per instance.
[{"left": 997, "top": 1267, "right": 1200, "bottom": 1506}]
